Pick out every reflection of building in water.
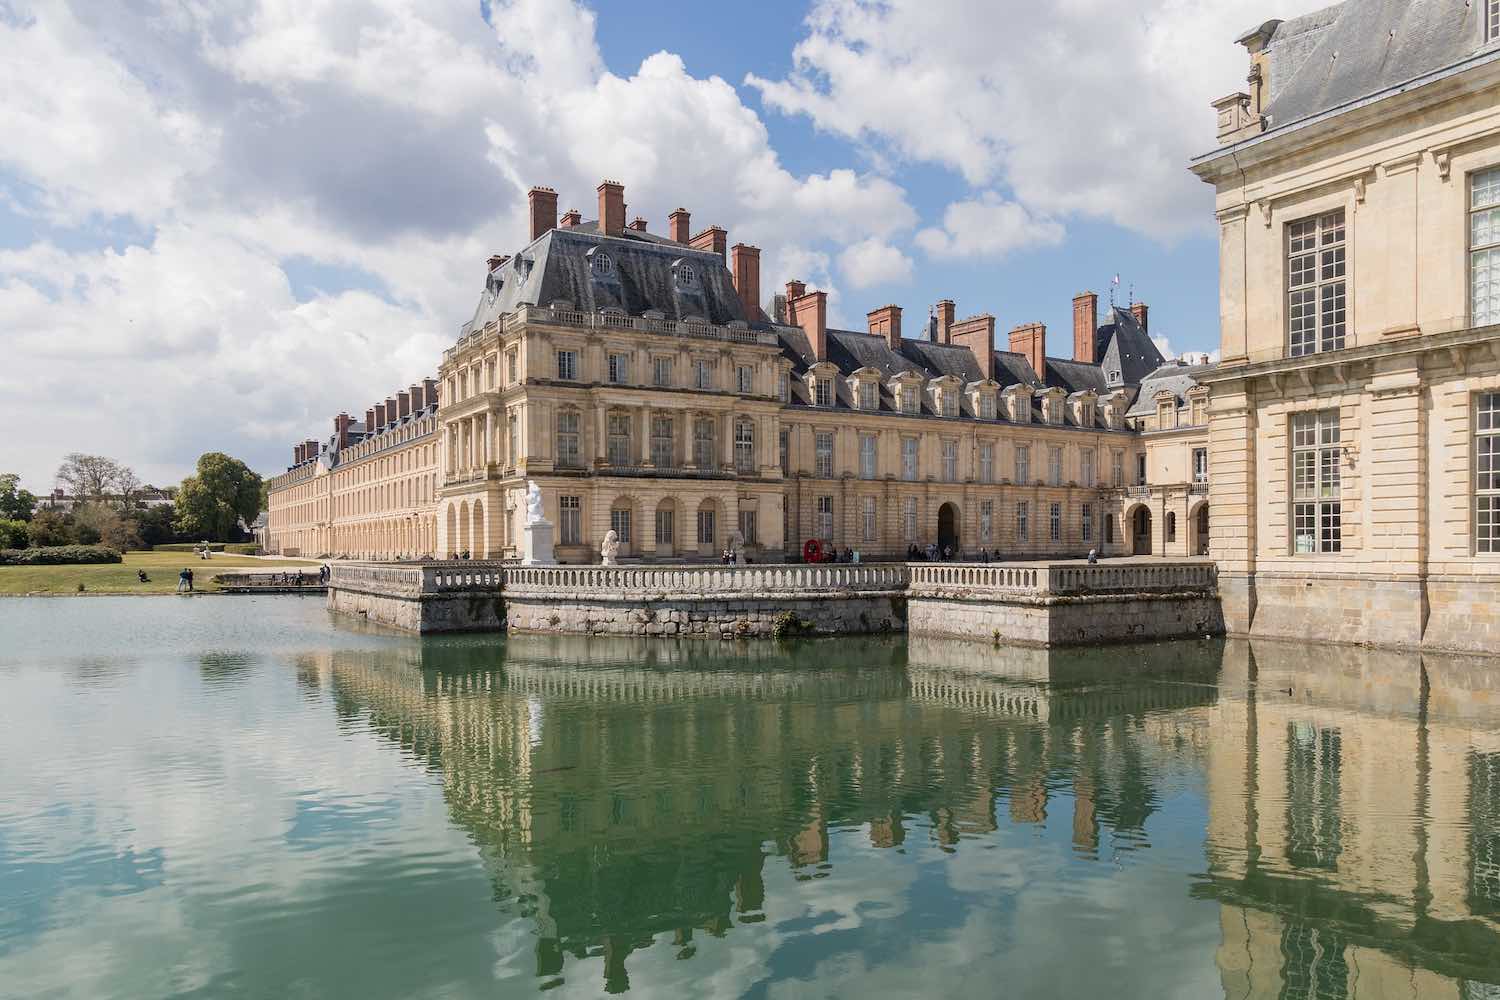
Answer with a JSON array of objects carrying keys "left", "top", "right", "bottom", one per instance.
[
  {"left": 1204, "top": 639, "right": 1500, "bottom": 998},
  {"left": 310, "top": 635, "right": 1220, "bottom": 989}
]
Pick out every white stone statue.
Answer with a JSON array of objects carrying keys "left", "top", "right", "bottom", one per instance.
[
  {"left": 525, "top": 480, "right": 545, "bottom": 524},
  {"left": 601, "top": 529, "right": 620, "bottom": 566}
]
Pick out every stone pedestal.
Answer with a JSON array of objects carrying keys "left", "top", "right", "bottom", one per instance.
[{"left": 523, "top": 520, "right": 555, "bottom": 566}]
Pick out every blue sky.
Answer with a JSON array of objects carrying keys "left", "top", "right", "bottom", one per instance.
[{"left": 0, "top": 0, "right": 1325, "bottom": 491}]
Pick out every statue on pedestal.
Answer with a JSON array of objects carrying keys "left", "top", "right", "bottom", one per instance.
[
  {"left": 601, "top": 529, "right": 620, "bottom": 566},
  {"left": 728, "top": 529, "right": 746, "bottom": 566},
  {"left": 521, "top": 480, "right": 556, "bottom": 566},
  {"left": 525, "top": 480, "right": 545, "bottom": 524}
]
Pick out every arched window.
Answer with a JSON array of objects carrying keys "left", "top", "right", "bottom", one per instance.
[
  {"left": 589, "top": 249, "right": 614, "bottom": 278},
  {"left": 1166, "top": 511, "right": 1177, "bottom": 543},
  {"left": 672, "top": 260, "right": 696, "bottom": 289}
]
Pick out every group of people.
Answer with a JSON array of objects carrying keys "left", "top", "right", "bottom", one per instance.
[{"left": 906, "top": 543, "right": 969, "bottom": 562}]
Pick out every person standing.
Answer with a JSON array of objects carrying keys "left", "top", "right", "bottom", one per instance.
[{"left": 177, "top": 568, "right": 190, "bottom": 593}]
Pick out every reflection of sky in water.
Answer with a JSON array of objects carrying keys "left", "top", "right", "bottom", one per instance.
[{"left": 0, "top": 596, "right": 1496, "bottom": 998}]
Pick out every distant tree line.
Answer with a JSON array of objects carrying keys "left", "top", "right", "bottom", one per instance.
[{"left": 0, "top": 452, "right": 263, "bottom": 552}]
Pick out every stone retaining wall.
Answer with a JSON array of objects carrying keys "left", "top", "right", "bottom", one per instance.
[
  {"left": 504, "top": 594, "right": 907, "bottom": 639},
  {"left": 908, "top": 594, "right": 1224, "bottom": 647}
]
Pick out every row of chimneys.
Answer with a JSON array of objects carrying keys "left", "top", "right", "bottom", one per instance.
[
  {"left": 790, "top": 286, "right": 1148, "bottom": 384},
  {"left": 519, "top": 181, "right": 763, "bottom": 320},
  {"left": 292, "top": 379, "right": 439, "bottom": 466}
]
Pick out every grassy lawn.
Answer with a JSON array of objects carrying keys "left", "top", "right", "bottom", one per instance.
[{"left": 0, "top": 550, "right": 318, "bottom": 596}]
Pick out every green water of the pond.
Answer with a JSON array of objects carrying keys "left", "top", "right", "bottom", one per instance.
[{"left": 1, "top": 596, "right": 1498, "bottom": 998}]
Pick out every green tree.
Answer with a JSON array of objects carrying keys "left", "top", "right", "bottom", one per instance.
[
  {"left": 0, "top": 518, "right": 29, "bottom": 548},
  {"left": 0, "top": 474, "right": 37, "bottom": 521},
  {"left": 72, "top": 503, "right": 142, "bottom": 551},
  {"left": 27, "top": 509, "right": 72, "bottom": 547},
  {"left": 131, "top": 504, "right": 180, "bottom": 548},
  {"left": 174, "top": 453, "right": 263, "bottom": 541}
]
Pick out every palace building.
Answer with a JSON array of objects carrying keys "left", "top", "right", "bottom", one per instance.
[
  {"left": 1193, "top": 0, "right": 1500, "bottom": 653},
  {"left": 265, "top": 180, "right": 1214, "bottom": 564}
]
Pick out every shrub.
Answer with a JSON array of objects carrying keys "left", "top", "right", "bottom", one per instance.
[
  {"left": 224, "top": 543, "right": 261, "bottom": 555},
  {"left": 0, "top": 545, "right": 122, "bottom": 566},
  {"left": 26, "top": 510, "right": 72, "bottom": 547},
  {"left": 154, "top": 542, "right": 225, "bottom": 552},
  {"left": 0, "top": 518, "right": 28, "bottom": 549}
]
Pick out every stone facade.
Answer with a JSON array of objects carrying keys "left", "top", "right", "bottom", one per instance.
[{"left": 1192, "top": 3, "right": 1500, "bottom": 655}]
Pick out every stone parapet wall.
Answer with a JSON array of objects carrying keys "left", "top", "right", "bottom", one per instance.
[
  {"left": 909, "top": 595, "right": 1223, "bottom": 647},
  {"left": 505, "top": 595, "right": 906, "bottom": 640}
]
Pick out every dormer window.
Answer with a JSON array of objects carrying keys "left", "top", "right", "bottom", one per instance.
[
  {"left": 1109, "top": 370, "right": 1122, "bottom": 385},
  {"left": 978, "top": 393, "right": 997, "bottom": 420},
  {"left": 815, "top": 378, "right": 833, "bottom": 407},
  {"left": 672, "top": 260, "right": 697, "bottom": 289},
  {"left": 857, "top": 381, "right": 878, "bottom": 410},
  {"left": 939, "top": 391, "right": 958, "bottom": 417},
  {"left": 589, "top": 249, "right": 615, "bottom": 278}
]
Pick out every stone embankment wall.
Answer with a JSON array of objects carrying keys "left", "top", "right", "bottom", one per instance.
[
  {"left": 327, "top": 562, "right": 506, "bottom": 633},
  {"left": 502, "top": 565, "right": 908, "bottom": 639}
]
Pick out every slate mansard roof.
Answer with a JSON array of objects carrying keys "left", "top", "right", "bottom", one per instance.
[
  {"left": 462, "top": 225, "right": 752, "bottom": 339},
  {"left": 1253, "top": 0, "right": 1500, "bottom": 132},
  {"left": 1126, "top": 362, "right": 1218, "bottom": 418}
]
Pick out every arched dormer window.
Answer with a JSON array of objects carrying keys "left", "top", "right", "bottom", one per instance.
[
  {"left": 588, "top": 247, "right": 615, "bottom": 278},
  {"left": 672, "top": 259, "right": 697, "bottom": 290}
]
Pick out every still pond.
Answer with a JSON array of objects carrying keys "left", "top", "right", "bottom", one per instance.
[{"left": 1, "top": 596, "right": 1498, "bottom": 998}]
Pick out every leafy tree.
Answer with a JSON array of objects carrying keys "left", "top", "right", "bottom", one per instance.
[
  {"left": 0, "top": 518, "right": 29, "bottom": 549},
  {"left": 26, "top": 509, "right": 72, "bottom": 547},
  {"left": 73, "top": 503, "right": 142, "bottom": 551},
  {"left": 0, "top": 473, "right": 38, "bottom": 521},
  {"left": 131, "top": 504, "right": 180, "bottom": 548},
  {"left": 55, "top": 453, "right": 136, "bottom": 507},
  {"left": 174, "top": 453, "right": 262, "bottom": 541}
]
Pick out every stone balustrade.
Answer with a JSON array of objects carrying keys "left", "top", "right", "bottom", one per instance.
[
  {"left": 504, "top": 562, "right": 908, "bottom": 599},
  {"left": 909, "top": 561, "right": 1215, "bottom": 600}
]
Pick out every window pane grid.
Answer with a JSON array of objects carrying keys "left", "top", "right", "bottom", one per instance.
[
  {"left": 1288, "top": 210, "right": 1346, "bottom": 357},
  {"left": 1474, "top": 170, "right": 1500, "bottom": 325},
  {"left": 1480, "top": 393, "right": 1500, "bottom": 553},
  {"left": 1292, "top": 410, "right": 1342, "bottom": 553}
]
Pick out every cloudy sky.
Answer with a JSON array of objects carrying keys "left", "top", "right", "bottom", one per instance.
[{"left": 0, "top": 0, "right": 1325, "bottom": 492}]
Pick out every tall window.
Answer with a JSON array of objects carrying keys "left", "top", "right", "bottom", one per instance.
[
  {"left": 862, "top": 497, "right": 877, "bottom": 542},
  {"left": 1049, "top": 447, "right": 1063, "bottom": 486},
  {"left": 815, "top": 432, "right": 834, "bottom": 478},
  {"left": 1474, "top": 169, "right": 1500, "bottom": 325},
  {"left": 1136, "top": 453, "right": 1148, "bottom": 485},
  {"left": 556, "top": 411, "right": 581, "bottom": 469},
  {"left": 651, "top": 415, "right": 674, "bottom": 469},
  {"left": 693, "top": 418, "right": 716, "bottom": 470},
  {"left": 1016, "top": 501, "right": 1029, "bottom": 542},
  {"left": 655, "top": 507, "right": 673, "bottom": 546},
  {"left": 607, "top": 414, "right": 632, "bottom": 467},
  {"left": 1287, "top": 209, "right": 1346, "bottom": 356},
  {"left": 1080, "top": 448, "right": 1095, "bottom": 487},
  {"left": 900, "top": 386, "right": 919, "bottom": 414},
  {"left": 978, "top": 393, "right": 997, "bottom": 420},
  {"left": 1015, "top": 445, "right": 1031, "bottom": 485},
  {"left": 1292, "top": 409, "right": 1342, "bottom": 554},
  {"left": 1111, "top": 450, "right": 1124, "bottom": 487},
  {"left": 902, "top": 497, "right": 918, "bottom": 541},
  {"left": 859, "top": 434, "right": 877, "bottom": 479},
  {"left": 734, "top": 420, "right": 755, "bottom": 473},
  {"left": 939, "top": 390, "right": 958, "bottom": 417},
  {"left": 901, "top": 437, "right": 918, "bottom": 481},
  {"left": 979, "top": 443, "right": 994, "bottom": 484},
  {"left": 737, "top": 365, "right": 754, "bottom": 394},
  {"left": 507, "top": 413, "right": 519, "bottom": 468},
  {"left": 979, "top": 501, "right": 993, "bottom": 544},
  {"left": 780, "top": 428, "right": 790, "bottom": 476},
  {"left": 1081, "top": 502, "right": 1093, "bottom": 542},
  {"left": 695, "top": 360, "right": 714, "bottom": 390},
  {"left": 816, "top": 496, "right": 834, "bottom": 541},
  {"left": 559, "top": 495, "right": 581, "bottom": 544},
  {"left": 1049, "top": 502, "right": 1061, "bottom": 542},
  {"left": 607, "top": 352, "right": 629, "bottom": 384},
  {"left": 1193, "top": 447, "right": 1209, "bottom": 485},
  {"left": 556, "top": 350, "right": 578, "bottom": 381},
  {"left": 778, "top": 372, "right": 790, "bottom": 402},
  {"left": 1489, "top": 0, "right": 1500, "bottom": 44},
  {"left": 610, "top": 507, "right": 632, "bottom": 544},
  {"left": 1478, "top": 392, "right": 1500, "bottom": 553},
  {"left": 653, "top": 356, "right": 673, "bottom": 387},
  {"left": 697, "top": 507, "right": 715, "bottom": 545},
  {"left": 815, "top": 378, "right": 833, "bottom": 407},
  {"left": 738, "top": 509, "right": 758, "bottom": 545},
  {"left": 942, "top": 440, "right": 958, "bottom": 482},
  {"left": 858, "top": 381, "right": 878, "bottom": 411},
  {"left": 506, "top": 349, "right": 518, "bottom": 384}
]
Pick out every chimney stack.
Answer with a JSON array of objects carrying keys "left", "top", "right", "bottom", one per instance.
[
  {"left": 528, "top": 186, "right": 558, "bottom": 241},
  {"left": 560, "top": 208, "right": 582, "bottom": 228},
  {"left": 597, "top": 180, "right": 625, "bottom": 236},
  {"left": 487, "top": 253, "right": 508, "bottom": 272},
  {"left": 409, "top": 384, "right": 423, "bottom": 413},
  {"left": 1073, "top": 291, "right": 1098, "bottom": 363},
  {"left": 1009, "top": 323, "right": 1047, "bottom": 383},
  {"left": 790, "top": 286, "right": 828, "bottom": 361},
  {"left": 385, "top": 397, "right": 399, "bottom": 426},
  {"left": 365, "top": 408, "right": 376, "bottom": 434},
  {"left": 730, "top": 244, "right": 762, "bottom": 321},
  {"left": 784, "top": 280, "right": 807, "bottom": 325},
  {"left": 305, "top": 440, "right": 319, "bottom": 463},
  {"left": 295, "top": 443, "right": 304, "bottom": 464},
  {"left": 397, "top": 391, "right": 411, "bottom": 419},
  {"left": 373, "top": 402, "right": 386, "bottom": 430},
  {"left": 867, "top": 304, "right": 903, "bottom": 351},
  {"left": 689, "top": 226, "right": 728, "bottom": 261},
  {"left": 950, "top": 314, "right": 997, "bottom": 382},
  {"left": 335, "top": 412, "right": 352, "bottom": 449},
  {"left": 628, "top": 216, "right": 648, "bottom": 232},
  {"left": 934, "top": 299, "right": 956, "bottom": 344},
  {"left": 1130, "top": 301, "right": 1149, "bottom": 334},
  {"left": 669, "top": 208, "right": 691, "bottom": 243},
  {"left": 423, "top": 378, "right": 439, "bottom": 409}
]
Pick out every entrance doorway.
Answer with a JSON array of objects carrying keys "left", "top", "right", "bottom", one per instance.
[
  {"left": 1194, "top": 504, "right": 1210, "bottom": 556},
  {"left": 937, "top": 503, "right": 959, "bottom": 555},
  {"left": 1131, "top": 506, "right": 1153, "bottom": 556}
]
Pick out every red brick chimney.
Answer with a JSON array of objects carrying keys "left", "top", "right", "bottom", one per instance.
[
  {"left": 305, "top": 440, "right": 319, "bottom": 462},
  {"left": 1009, "top": 322, "right": 1047, "bottom": 383},
  {"left": 669, "top": 208, "right": 691, "bottom": 243},
  {"left": 597, "top": 180, "right": 625, "bottom": 236},
  {"left": 867, "top": 305, "right": 903, "bottom": 351},
  {"left": 792, "top": 287, "right": 828, "bottom": 361},
  {"left": 334, "top": 413, "right": 352, "bottom": 449},
  {"left": 1073, "top": 291, "right": 1098, "bottom": 363},
  {"left": 397, "top": 391, "right": 411, "bottom": 419},
  {"left": 560, "top": 208, "right": 581, "bottom": 228},
  {"left": 365, "top": 408, "right": 376, "bottom": 433},
  {"left": 628, "top": 216, "right": 648, "bottom": 232},
  {"left": 528, "top": 186, "right": 557, "bottom": 241},
  {"left": 784, "top": 280, "right": 807, "bottom": 325},
  {"left": 1130, "top": 301, "right": 1149, "bottom": 333},
  {"left": 487, "top": 253, "right": 508, "bottom": 272},
  {"left": 408, "top": 384, "right": 423, "bottom": 413},
  {"left": 690, "top": 225, "right": 728, "bottom": 261},
  {"left": 423, "top": 378, "right": 439, "bottom": 409},
  {"left": 934, "top": 299, "right": 956, "bottom": 344},
  {"left": 295, "top": 443, "right": 304, "bottom": 464},
  {"left": 730, "top": 244, "right": 762, "bottom": 320},
  {"left": 373, "top": 403, "right": 386, "bottom": 429},
  {"left": 385, "top": 397, "right": 398, "bottom": 424},
  {"left": 951, "top": 315, "right": 996, "bottom": 382}
]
